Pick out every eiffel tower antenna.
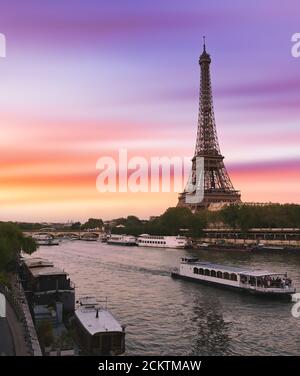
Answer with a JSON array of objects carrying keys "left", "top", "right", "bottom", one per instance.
[{"left": 178, "top": 42, "right": 241, "bottom": 211}]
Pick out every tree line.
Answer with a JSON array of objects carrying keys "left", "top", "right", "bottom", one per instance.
[
  {"left": 11, "top": 203, "right": 300, "bottom": 240},
  {"left": 111, "top": 204, "right": 300, "bottom": 237}
]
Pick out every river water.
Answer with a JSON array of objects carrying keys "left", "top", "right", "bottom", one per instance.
[{"left": 34, "top": 241, "right": 300, "bottom": 355}]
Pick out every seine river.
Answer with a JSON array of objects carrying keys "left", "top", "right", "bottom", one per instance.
[{"left": 34, "top": 241, "right": 300, "bottom": 355}]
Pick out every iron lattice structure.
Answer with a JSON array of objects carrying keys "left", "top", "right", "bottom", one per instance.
[{"left": 178, "top": 41, "right": 241, "bottom": 211}]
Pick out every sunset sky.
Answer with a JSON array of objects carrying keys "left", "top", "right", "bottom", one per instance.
[{"left": 0, "top": 0, "right": 299, "bottom": 222}]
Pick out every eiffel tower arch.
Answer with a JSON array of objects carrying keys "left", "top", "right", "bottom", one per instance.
[{"left": 178, "top": 39, "right": 241, "bottom": 211}]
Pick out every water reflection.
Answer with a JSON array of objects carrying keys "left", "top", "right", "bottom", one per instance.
[{"left": 188, "top": 294, "right": 231, "bottom": 355}]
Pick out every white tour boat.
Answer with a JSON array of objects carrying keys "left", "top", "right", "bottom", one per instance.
[
  {"left": 171, "top": 258, "right": 296, "bottom": 299},
  {"left": 137, "top": 234, "right": 187, "bottom": 249},
  {"left": 74, "top": 297, "right": 125, "bottom": 355},
  {"left": 32, "top": 234, "right": 59, "bottom": 246},
  {"left": 107, "top": 234, "right": 137, "bottom": 246}
]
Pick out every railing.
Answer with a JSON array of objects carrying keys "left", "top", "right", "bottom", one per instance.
[
  {"left": 241, "top": 283, "right": 295, "bottom": 294},
  {"left": 255, "top": 286, "right": 295, "bottom": 293},
  {"left": 0, "top": 282, "right": 32, "bottom": 355},
  {"left": 0, "top": 278, "right": 42, "bottom": 356}
]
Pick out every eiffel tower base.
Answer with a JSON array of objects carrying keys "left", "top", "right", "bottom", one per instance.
[{"left": 177, "top": 191, "right": 241, "bottom": 212}]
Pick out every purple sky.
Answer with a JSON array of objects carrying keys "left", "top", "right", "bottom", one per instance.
[{"left": 0, "top": 0, "right": 299, "bottom": 220}]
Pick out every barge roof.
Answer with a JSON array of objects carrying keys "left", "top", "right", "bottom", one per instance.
[
  {"left": 23, "top": 257, "right": 67, "bottom": 276},
  {"left": 29, "top": 266, "right": 67, "bottom": 277},
  {"left": 75, "top": 307, "right": 123, "bottom": 336},
  {"left": 23, "top": 257, "right": 54, "bottom": 268}
]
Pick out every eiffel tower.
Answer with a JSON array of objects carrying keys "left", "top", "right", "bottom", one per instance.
[{"left": 178, "top": 39, "right": 241, "bottom": 211}]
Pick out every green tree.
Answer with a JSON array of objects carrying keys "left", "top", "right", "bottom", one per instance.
[
  {"left": 219, "top": 204, "right": 300, "bottom": 230},
  {"left": 81, "top": 218, "right": 103, "bottom": 230},
  {"left": 110, "top": 208, "right": 208, "bottom": 237},
  {"left": 0, "top": 222, "right": 37, "bottom": 272},
  {"left": 37, "top": 320, "right": 54, "bottom": 348},
  {"left": 220, "top": 205, "right": 240, "bottom": 228},
  {"left": 70, "top": 221, "right": 81, "bottom": 230}
]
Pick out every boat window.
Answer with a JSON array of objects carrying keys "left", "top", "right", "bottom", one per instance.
[
  {"left": 199, "top": 268, "right": 204, "bottom": 275},
  {"left": 217, "top": 271, "right": 223, "bottom": 279},
  {"left": 240, "top": 275, "right": 247, "bottom": 284},
  {"left": 204, "top": 269, "right": 210, "bottom": 276},
  {"left": 211, "top": 270, "right": 216, "bottom": 278},
  {"left": 193, "top": 267, "right": 199, "bottom": 274},
  {"left": 223, "top": 272, "right": 230, "bottom": 280},
  {"left": 230, "top": 273, "right": 237, "bottom": 281}
]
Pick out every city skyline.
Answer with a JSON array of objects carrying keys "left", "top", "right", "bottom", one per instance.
[{"left": 0, "top": 0, "right": 299, "bottom": 222}]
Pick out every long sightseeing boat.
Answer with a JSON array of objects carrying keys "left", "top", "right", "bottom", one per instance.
[
  {"left": 171, "top": 258, "right": 296, "bottom": 299},
  {"left": 137, "top": 234, "right": 187, "bottom": 249},
  {"left": 74, "top": 297, "right": 125, "bottom": 355}
]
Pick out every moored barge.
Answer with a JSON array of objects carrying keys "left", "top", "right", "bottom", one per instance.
[
  {"left": 74, "top": 297, "right": 125, "bottom": 355},
  {"left": 20, "top": 257, "right": 75, "bottom": 314}
]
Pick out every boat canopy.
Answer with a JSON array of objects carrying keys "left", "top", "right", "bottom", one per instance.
[
  {"left": 182, "top": 260, "right": 286, "bottom": 277},
  {"left": 240, "top": 271, "right": 286, "bottom": 277}
]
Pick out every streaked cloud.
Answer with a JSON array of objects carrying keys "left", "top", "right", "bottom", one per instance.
[{"left": 0, "top": 0, "right": 299, "bottom": 221}]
